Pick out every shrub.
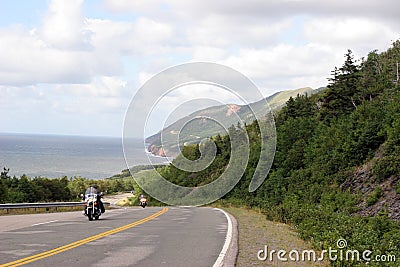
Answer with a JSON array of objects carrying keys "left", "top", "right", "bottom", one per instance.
[
  {"left": 371, "top": 156, "right": 400, "bottom": 182},
  {"left": 366, "top": 187, "right": 383, "bottom": 207},
  {"left": 395, "top": 181, "right": 400, "bottom": 195}
]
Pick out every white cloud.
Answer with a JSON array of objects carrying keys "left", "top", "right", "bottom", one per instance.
[
  {"left": 133, "top": 17, "right": 173, "bottom": 49},
  {"left": 40, "top": 0, "right": 91, "bottom": 50},
  {"left": 102, "top": 0, "right": 400, "bottom": 21},
  {"left": 192, "top": 46, "right": 229, "bottom": 62},
  {"left": 303, "top": 17, "right": 399, "bottom": 55},
  {"left": 0, "top": 25, "right": 93, "bottom": 85},
  {"left": 0, "top": 76, "right": 130, "bottom": 136},
  {"left": 101, "top": 0, "right": 165, "bottom": 14},
  {"left": 98, "top": 0, "right": 400, "bottom": 94},
  {"left": 87, "top": 17, "right": 173, "bottom": 56},
  {"left": 0, "top": 2, "right": 174, "bottom": 86},
  {"left": 0, "top": 29, "right": 124, "bottom": 86},
  {"left": 137, "top": 71, "right": 154, "bottom": 87},
  {"left": 220, "top": 43, "right": 340, "bottom": 92},
  {"left": 0, "top": 76, "right": 128, "bottom": 112},
  {"left": 186, "top": 15, "right": 292, "bottom": 48},
  {"left": 63, "top": 76, "right": 128, "bottom": 98}
]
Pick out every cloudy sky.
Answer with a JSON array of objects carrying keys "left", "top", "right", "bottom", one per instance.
[{"left": 0, "top": 0, "right": 399, "bottom": 137}]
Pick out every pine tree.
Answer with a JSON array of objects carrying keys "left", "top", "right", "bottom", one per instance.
[
  {"left": 319, "top": 49, "right": 361, "bottom": 121},
  {"left": 0, "top": 167, "right": 10, "bottom": 203}
]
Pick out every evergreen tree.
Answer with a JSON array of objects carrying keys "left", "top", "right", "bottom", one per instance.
[
  {"left": 319, "top": 49, "right": 361, "bottom": 121},
  {"left": 0, "top": 167, "right": 10, "bottom": 203}
]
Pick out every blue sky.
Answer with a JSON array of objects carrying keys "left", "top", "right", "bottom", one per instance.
[
  {"left": 0, "top": 0, "right": 399, "bottom": 137},
  {"left": 0, "top": 1, "right": 46, "bottom": 26}
]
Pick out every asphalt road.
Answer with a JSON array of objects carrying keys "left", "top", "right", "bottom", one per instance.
[{"left": 0, "top": 207, "right": 232, "bottom": 267}]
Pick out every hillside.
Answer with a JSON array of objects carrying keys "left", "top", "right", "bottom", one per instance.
[
  {"left": 145, "top": 87, "right": 318, "bottom": 157},
  {"left": 153, "top": 42, "right": 400, "bottom": 266}
]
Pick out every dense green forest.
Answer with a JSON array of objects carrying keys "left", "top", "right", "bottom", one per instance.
[{"left": 157, "top": 41, "right": 400, "bottom": 266}]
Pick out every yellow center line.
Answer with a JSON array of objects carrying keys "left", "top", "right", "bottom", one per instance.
[{"left": 1, "top": 207, "right": 168, "bottom": 267}]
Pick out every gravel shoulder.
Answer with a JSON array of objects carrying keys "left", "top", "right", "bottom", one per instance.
[
  {"left": 223, "top": 207, "right": 330, "bottom": 267},
  {"left": 102, "top": 192, "right": 134, "bottom": 206}
]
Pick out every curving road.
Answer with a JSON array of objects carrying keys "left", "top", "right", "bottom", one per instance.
[{"left": 0, "top": 207, "right": 234, "bottom": 267}]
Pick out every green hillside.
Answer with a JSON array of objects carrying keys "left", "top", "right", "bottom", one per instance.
[
  {"left": 153, "top": 42, "right": 400, "bottom": 266},
  {"left": 145, "top": 86, "right": 318, "bottom": 157}
]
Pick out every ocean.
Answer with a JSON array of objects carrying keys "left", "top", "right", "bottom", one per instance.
[{"left": 0, "top": 133, "right": 168, "bottom": 179}]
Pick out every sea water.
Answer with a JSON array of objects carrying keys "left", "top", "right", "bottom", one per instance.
[{"left": 0, "top": 133, "right": 167, "bottom": 179}]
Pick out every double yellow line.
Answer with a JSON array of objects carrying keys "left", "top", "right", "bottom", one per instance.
[{"left": 1, "top": 207, "right": 168, "bottom": 267}]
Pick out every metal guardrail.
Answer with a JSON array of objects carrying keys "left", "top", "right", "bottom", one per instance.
[{"left": 0, "top": 202, "right": 110, "bottom": 210}]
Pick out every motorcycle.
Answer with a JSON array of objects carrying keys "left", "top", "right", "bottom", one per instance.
[
  {"left": 82, "top": 192, "right": 103, "bottom": 221},
  {"left": 139, "top": 196, "right": 147, "bottom": 208}
]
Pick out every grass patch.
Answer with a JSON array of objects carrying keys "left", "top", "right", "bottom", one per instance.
[
  {"left": 223, "top": 207, "right": 330, "bottom": 266},
  {"left": 0, "top": 206, "right": 84, "bottom": 216},
  {"left": 115, "top": 197, "right": 136, "bottom": 206}
]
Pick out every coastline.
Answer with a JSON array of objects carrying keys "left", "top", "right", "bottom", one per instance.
[{"left": 0, "top": 134, "right": 168, "bottom": 179}]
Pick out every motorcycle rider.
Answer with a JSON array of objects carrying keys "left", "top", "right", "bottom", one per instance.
[
  {"left": 138, "top": 193, "right": 146, "bottom": 201},
  {"left": 82, "top": 185, "right": 105, "bottom": 213}
]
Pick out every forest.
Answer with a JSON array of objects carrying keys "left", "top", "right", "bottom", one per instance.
[{"left": 0, "top": 167, "right": 136, "bottom": 203}]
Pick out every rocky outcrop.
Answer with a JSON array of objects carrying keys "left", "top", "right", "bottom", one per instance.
[
  {"left": 226, "top": 104, "right": 240, "bottom": 116},
  {"left": 147, "top": 144, "right": 166, "bottom": 157},
  {"left": 341, "top": 161, "right": 400, "bottom": 221}
]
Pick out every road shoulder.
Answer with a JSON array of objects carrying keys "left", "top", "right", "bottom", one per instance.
[
  {"left": 223, "top": 207, "right": 330, "bottom": 266},
  {"left": 223, "top": 211, "right": 239, "bottom": 267}
]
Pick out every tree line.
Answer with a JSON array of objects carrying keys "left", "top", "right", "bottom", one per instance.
[{"left": 0, "top": 167, "right": 136, "bottom": 203}]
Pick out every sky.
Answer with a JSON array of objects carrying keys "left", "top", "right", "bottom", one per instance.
[{"left": 0, "top": 0, "right": 399, "bottom": 137}]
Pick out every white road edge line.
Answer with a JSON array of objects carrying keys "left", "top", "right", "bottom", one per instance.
[
  {"left": 213, "top": 208, "right": 233, "bottom": 267},
  {"left": 31, "top": 220, "right": 58, "bottom": 226}
]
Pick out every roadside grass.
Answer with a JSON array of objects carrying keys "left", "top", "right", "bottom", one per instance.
[
  {"left": 223, "top": 207, "right": 330, "bottom": 267},
  {"left": 115, "top": 196, "right": 136, "bottom": 206},
  {"left": 0, "top": 206, "right": 84, "bottom": 216}
]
